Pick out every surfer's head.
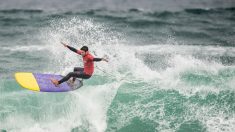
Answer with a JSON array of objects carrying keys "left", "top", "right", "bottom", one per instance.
[{"left": 80, "top": 46, "right": 88, "bottom": 56}]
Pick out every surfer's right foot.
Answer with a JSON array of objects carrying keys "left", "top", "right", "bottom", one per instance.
[{"left": 50, "top": 78, "right": 59, "bottom": 87}]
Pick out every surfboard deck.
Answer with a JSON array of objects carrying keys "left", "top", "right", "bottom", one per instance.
[{"left": 15, "top": 72, "right": 83, "bottom": 92}]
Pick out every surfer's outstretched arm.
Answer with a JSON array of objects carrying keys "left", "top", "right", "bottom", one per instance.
[
  {"left": 93, "top": 58, "right": 108, "bottom": 62},
  {"left": 93, "top": 58, "right": 102, "bottom": 61},
  {"left": 61, "top": 42, "right": 82, "bottom": 55},
  {"left": 67, "top": 45, "right": 78, "bottom": 53}
]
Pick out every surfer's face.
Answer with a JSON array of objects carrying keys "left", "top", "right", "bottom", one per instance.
[{"left": 81, "top": 50, "right": 86, "bottom": 56}]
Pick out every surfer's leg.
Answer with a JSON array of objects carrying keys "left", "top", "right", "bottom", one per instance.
[
  {"left": 74, "top": 67, "right": 84, "bottom": 72},
  {"left": 72, "top": 67, "right": 84, "bottom": 82},
  {"left": 73, "top": 72, "right": 91, "bottom": 79},
  {"left": 58, "top": 72, "right": 77, "bottom": 84},
  {"left": 58, "top": 72, "right": 90, "bottom": 84}
]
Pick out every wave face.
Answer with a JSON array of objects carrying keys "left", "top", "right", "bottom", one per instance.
[{"left": 0, "top": 1, "right": 235, "bottom": 132}]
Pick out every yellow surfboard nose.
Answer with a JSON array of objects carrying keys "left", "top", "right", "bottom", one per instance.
[{"left": 15, "top": 72, "right": 40, "bottom": 91}]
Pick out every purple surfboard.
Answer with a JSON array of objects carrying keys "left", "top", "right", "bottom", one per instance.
[{"left": 33, "top": 73, "right": 83, "bottom": 92}]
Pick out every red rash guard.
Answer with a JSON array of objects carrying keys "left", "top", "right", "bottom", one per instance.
[
  {"left": 77, "top": 50, "right": 94, "bottom": 75},
  {"left": 66, "top": 45, "right": 102, "bottom": 76}
]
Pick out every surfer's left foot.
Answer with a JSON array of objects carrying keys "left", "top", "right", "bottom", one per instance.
[{"left": 50, "top": 78, "right": 59, "bottom": 87}]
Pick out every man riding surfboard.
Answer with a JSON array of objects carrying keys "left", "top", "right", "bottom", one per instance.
[{"left": 50, "top": 42, "right": 108, "bottom": 86}]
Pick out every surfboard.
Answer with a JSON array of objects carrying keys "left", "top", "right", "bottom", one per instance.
[{"left": 15, "top": 72, "right": 83, "bottom": 92}]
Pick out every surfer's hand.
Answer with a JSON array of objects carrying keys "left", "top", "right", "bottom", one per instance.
[
  {"left": 102, "top": 58, "right": 109, "bottom": 62},
  {"left": 61, "top": 42, "right": 68, "bottom": 47},
  {"left": 102, "top": 55, "right": 109, "bottom": 62}
]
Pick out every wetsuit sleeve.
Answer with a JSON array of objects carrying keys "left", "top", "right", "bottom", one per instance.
[
  {"left": 93, "top": 58, "right": 102, "bottom": 61},
  {"left": 67, "top": 46, "right": 81, "bottom": 55},
  {"left": 67, "top": 45, "right": 77, "bottom": 53}
]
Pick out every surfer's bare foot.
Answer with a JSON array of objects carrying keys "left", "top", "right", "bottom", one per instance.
[{"left": 50, "top": 78, "right": 59, "bottom": 87}]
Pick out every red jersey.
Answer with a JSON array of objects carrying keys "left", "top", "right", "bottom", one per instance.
[{"left": 77, "top": 50, "right": 94, "bottom": 75}]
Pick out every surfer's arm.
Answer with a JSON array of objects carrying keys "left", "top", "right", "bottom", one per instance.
[
  {"left": 87, "top": 56, "right": 102, "bottom": 62},
  {"left": 67, "top": 45, "right": 78, "bottom": 53},
  {"left": 67, "top": 46, "right": 82, "bottom": 55},
  {"left": 93, "top": 58, "right": 108, "bottom": 62},
  {"left": 87, "top": 54, "right": 108, "bottom": 62},
  {"left": 93, "top": 58, "right": 102, "bottom": 61},
  {"left": 61, "top": 42, "right": 81, "bottom": 55}
]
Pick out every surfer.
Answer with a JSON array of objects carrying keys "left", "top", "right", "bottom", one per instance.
[{"left": 50, "top": 42, "right": 108, "bottom": 86}]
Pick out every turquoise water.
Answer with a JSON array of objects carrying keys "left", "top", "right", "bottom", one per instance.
[{"left": 0, "top": 1, "right": 235, "bottom": 132}]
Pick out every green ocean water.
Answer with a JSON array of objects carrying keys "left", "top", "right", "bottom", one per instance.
[{"left": 0, "top": 1, "right": 235, "bottom": 132}]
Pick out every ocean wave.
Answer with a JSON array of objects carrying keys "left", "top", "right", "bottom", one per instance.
[
  {"left": 0, "top": 9, "right": 43, "bottom": 14},
  {"left": 184, "top": 7, "right": 235, "bottom": 14},
  {"left": 80, "top": 7, "right": 235, "bottom": 17},
  {"left": 0, "top": 6, "right": 234, "bottom": 15},
  {"left": 0, "top": 15, "right": 235, "bottom": 132},
  {"left": 1, "top": 7, "right": 233, "bottom": 28}
]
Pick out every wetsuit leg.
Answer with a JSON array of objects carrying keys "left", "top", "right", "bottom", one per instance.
[
  {"left": 73, "top": 67, "right": 84, "bottom": 81},
  {"left": 58, "top": 72, "right": 91, "bottom": 84},
  {"left": 74, "top": 67, "right": 84, "bottom": 72}
]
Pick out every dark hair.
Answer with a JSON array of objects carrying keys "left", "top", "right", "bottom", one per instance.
[{"left": 80, "top": 46, "right": 88, "bottom": 52}]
